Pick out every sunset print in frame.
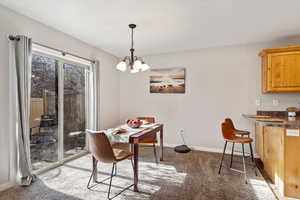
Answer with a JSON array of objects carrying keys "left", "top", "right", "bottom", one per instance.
[{"left": 150, "top": 68, "right": 185, "bottom": 93}]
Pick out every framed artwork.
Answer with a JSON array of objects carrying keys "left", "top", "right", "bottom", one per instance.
[{"left": 150, "top": 68, "right": 185, "bottom": 93}]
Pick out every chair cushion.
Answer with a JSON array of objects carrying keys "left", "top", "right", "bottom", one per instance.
[{"left": 113, "top": 148, "right": 134, "bottom": 161}]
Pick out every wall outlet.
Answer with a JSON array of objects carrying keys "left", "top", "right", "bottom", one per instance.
[
  {"left": 255, "top": 99, "right": 261, "bottom": 106},
  {"left": 273, "top": 99, "right": 279, "bottom": 106}
]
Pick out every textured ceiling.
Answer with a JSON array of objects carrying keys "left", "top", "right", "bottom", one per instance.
[{"left": 1, "top": 0, "right": 300, "bottom": 57}]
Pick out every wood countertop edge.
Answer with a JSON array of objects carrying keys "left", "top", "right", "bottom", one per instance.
[{"left": 242, "top": 114, "right": 300, "bottom": 128}]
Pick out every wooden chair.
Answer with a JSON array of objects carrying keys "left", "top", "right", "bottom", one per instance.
[
  {"left": 225, "top": 118, "right": 250, "bottom": 137},
  {"left": 218, "top": 121, "right": 255, "bottom": 183},
  {"left": 136, "top": 117, "right": 158, "bottom": 164},
  {"left": 86, "top": 130, "right": 134, "bottom": 199}
]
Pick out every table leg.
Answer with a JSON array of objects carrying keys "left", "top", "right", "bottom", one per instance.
[
  {"left": 160, "top": 126, "right": 164, "bottom": 161},
  {"left": 133, "top": 143, "right": 139, "bottom": 192},
  {"left": 92, "top": 156, "right": 98, "bottom": 182}
]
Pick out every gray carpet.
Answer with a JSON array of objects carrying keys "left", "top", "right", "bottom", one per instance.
[{"left": 0, "top": 146, "right": 276, "bottom": 200}]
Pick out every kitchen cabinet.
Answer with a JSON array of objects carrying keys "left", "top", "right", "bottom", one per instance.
[
  {"left": 284, "top": 130, "right": 300, "bottom": 197},
  {"left": 255, "top": 124, "right": 300, "bottom": 198},
  {"left": 262, "top": 126, "right": 284, "bottom": 193},
  {"left": 259, "top": 46, "right": 300, "bottom": 93}
]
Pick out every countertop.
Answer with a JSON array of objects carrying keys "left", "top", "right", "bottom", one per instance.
[{"left": 243, "top": 114, "right": 300, "bottom": 128}]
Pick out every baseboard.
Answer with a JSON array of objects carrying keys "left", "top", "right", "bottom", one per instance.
[
  {"left": 164, "top": 143, "right": 223, "bottom": 153},
  {"left": 0, "top": 181, "right": 14, "bottom": 192},
  {"left": 164, "top": 143, "right": 258, "bottom": 157}
]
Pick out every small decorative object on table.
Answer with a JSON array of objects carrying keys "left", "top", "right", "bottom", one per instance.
[
  {"left": 126, "top": 119, "right": 142, "bottom": 128},
  {"left": 287, "top": 107, "right": 298, "bottom": 121},
  {"left": 287, "top": 107, "right": 297, "bottom": 117}
]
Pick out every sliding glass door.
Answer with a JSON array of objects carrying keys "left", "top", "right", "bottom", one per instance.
[
  {"left": 63, "top": 63, "right": 87, "bottom": 158},
  {"left": 30, "top": 54, "right": 59, "bottom": 170},
  {"left": 30, "top": 52, "right": 90, "bottom": 171}
]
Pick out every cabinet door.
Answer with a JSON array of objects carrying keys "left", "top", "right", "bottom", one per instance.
[
  {"left": 255, "top": 125, "right": 264, "bottom": 161},
  {"left": 267, "top": 52, "right": 300, "bottom": 92},
  {"left": 263, "top": 127, "right": 284, "bottom": 186},
  {"left": 284, "top": 129, "right": 300, "bottom": 198}
]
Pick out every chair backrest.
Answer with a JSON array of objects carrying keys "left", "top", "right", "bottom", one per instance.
[
  {"left": 221, "top": 122, "right": 236, "bottom": 140},
  {"left": 225, "top": 118, "right": 235, "bottom": 130},
  {"left": 136, "top": 117, "right": 155, "bottom": 123},
  {"left": 86, "top": 130, "right": 116, "bottom": 163}
]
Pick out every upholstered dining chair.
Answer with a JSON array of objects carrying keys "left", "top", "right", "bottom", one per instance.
[
  {"left": 136, "top": 117, "right": 158, "bottom": 164},
  {"left": 218, "top": 121, "right": 255, "bottom": 183},
  {"left": 86, "top": 130, "right": 134, "bottom": 199}
]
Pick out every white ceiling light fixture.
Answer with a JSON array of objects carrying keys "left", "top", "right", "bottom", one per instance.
[{"left": 116, "top": 24, "right": 150, "bottom": 73}]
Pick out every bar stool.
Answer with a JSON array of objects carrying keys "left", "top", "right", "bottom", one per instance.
[
  {"left": 225, "top": 118, "right": 251, "bottom": 169},
  {"left": 218, "top": 121, "right": 255, "bottom": 183},
  {"left": 225, "top": 118, "right": 250, "bottom": 137}
]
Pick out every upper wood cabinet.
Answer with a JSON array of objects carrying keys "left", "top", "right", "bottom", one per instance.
[{"left": 259, "top": 46, "right": 300, "bottom": 93}]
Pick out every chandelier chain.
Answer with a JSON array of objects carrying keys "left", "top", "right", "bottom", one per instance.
[{"left": 131, "top": 27, "right": 134, "bottom": 50}]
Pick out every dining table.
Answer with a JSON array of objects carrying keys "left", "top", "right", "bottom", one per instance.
[{"left": 92, "top": 122, "right": 164, "bottom": 192}]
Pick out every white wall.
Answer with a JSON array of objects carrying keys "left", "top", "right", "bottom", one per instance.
[
  {"left": 120, "top": 41, "right": 300, "bottom": 152},
  {"left": 0, "top": 5, "right": 119, "bottom": 189}
]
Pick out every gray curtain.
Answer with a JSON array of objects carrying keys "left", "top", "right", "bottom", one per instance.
[
  {"left": 91, "top": 60, "right": 100, "bottom": 130},
  {"left": 9, "top": 35, "right": 35, "bottom": 186}
]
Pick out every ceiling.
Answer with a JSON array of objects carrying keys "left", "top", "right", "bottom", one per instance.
[{"left": 1, "top": 0, "right": 300, "bottom": 57}]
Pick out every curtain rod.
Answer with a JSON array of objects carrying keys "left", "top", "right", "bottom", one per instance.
[
  {"left": 8, "top": 35, "right": 20, "bottom": 41},
  {"left": 8, "top": 35, "right": 96, "bottom": 64}
]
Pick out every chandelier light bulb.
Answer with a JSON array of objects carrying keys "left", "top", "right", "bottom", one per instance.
[
  {"left": 141, "top": 63, "right": 150, "bottom": 72},
  {"left": 133, "top": 60, "right": 142, "bottom": 70},
  {"left": 116, "top": 61, "right": 127, "bottom": 71}
]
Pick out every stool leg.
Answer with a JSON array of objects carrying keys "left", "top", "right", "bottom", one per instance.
[
  {"left": 242, "top": 144, "right": 247, "bottom": 184},
  {"left": 218, "top": 141, "right": 228, "bottom": 174},
  {"left": 230, "top": 142, "right": 235, "bottom": 168},
  {"left": 249, "top": 143, "right": 254, "bottom": 162}
]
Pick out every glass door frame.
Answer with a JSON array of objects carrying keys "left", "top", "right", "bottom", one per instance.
[{"left": 32, "top": 50, "right": 91, "bottom": 172}]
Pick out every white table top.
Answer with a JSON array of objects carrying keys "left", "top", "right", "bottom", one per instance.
[{"left": 105, "top": 123, "right": 158, "bottom": 143}]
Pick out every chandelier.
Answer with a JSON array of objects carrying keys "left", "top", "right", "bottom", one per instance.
[{"left": 116, "top": 24, "right": 150, "bottom": 73}]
